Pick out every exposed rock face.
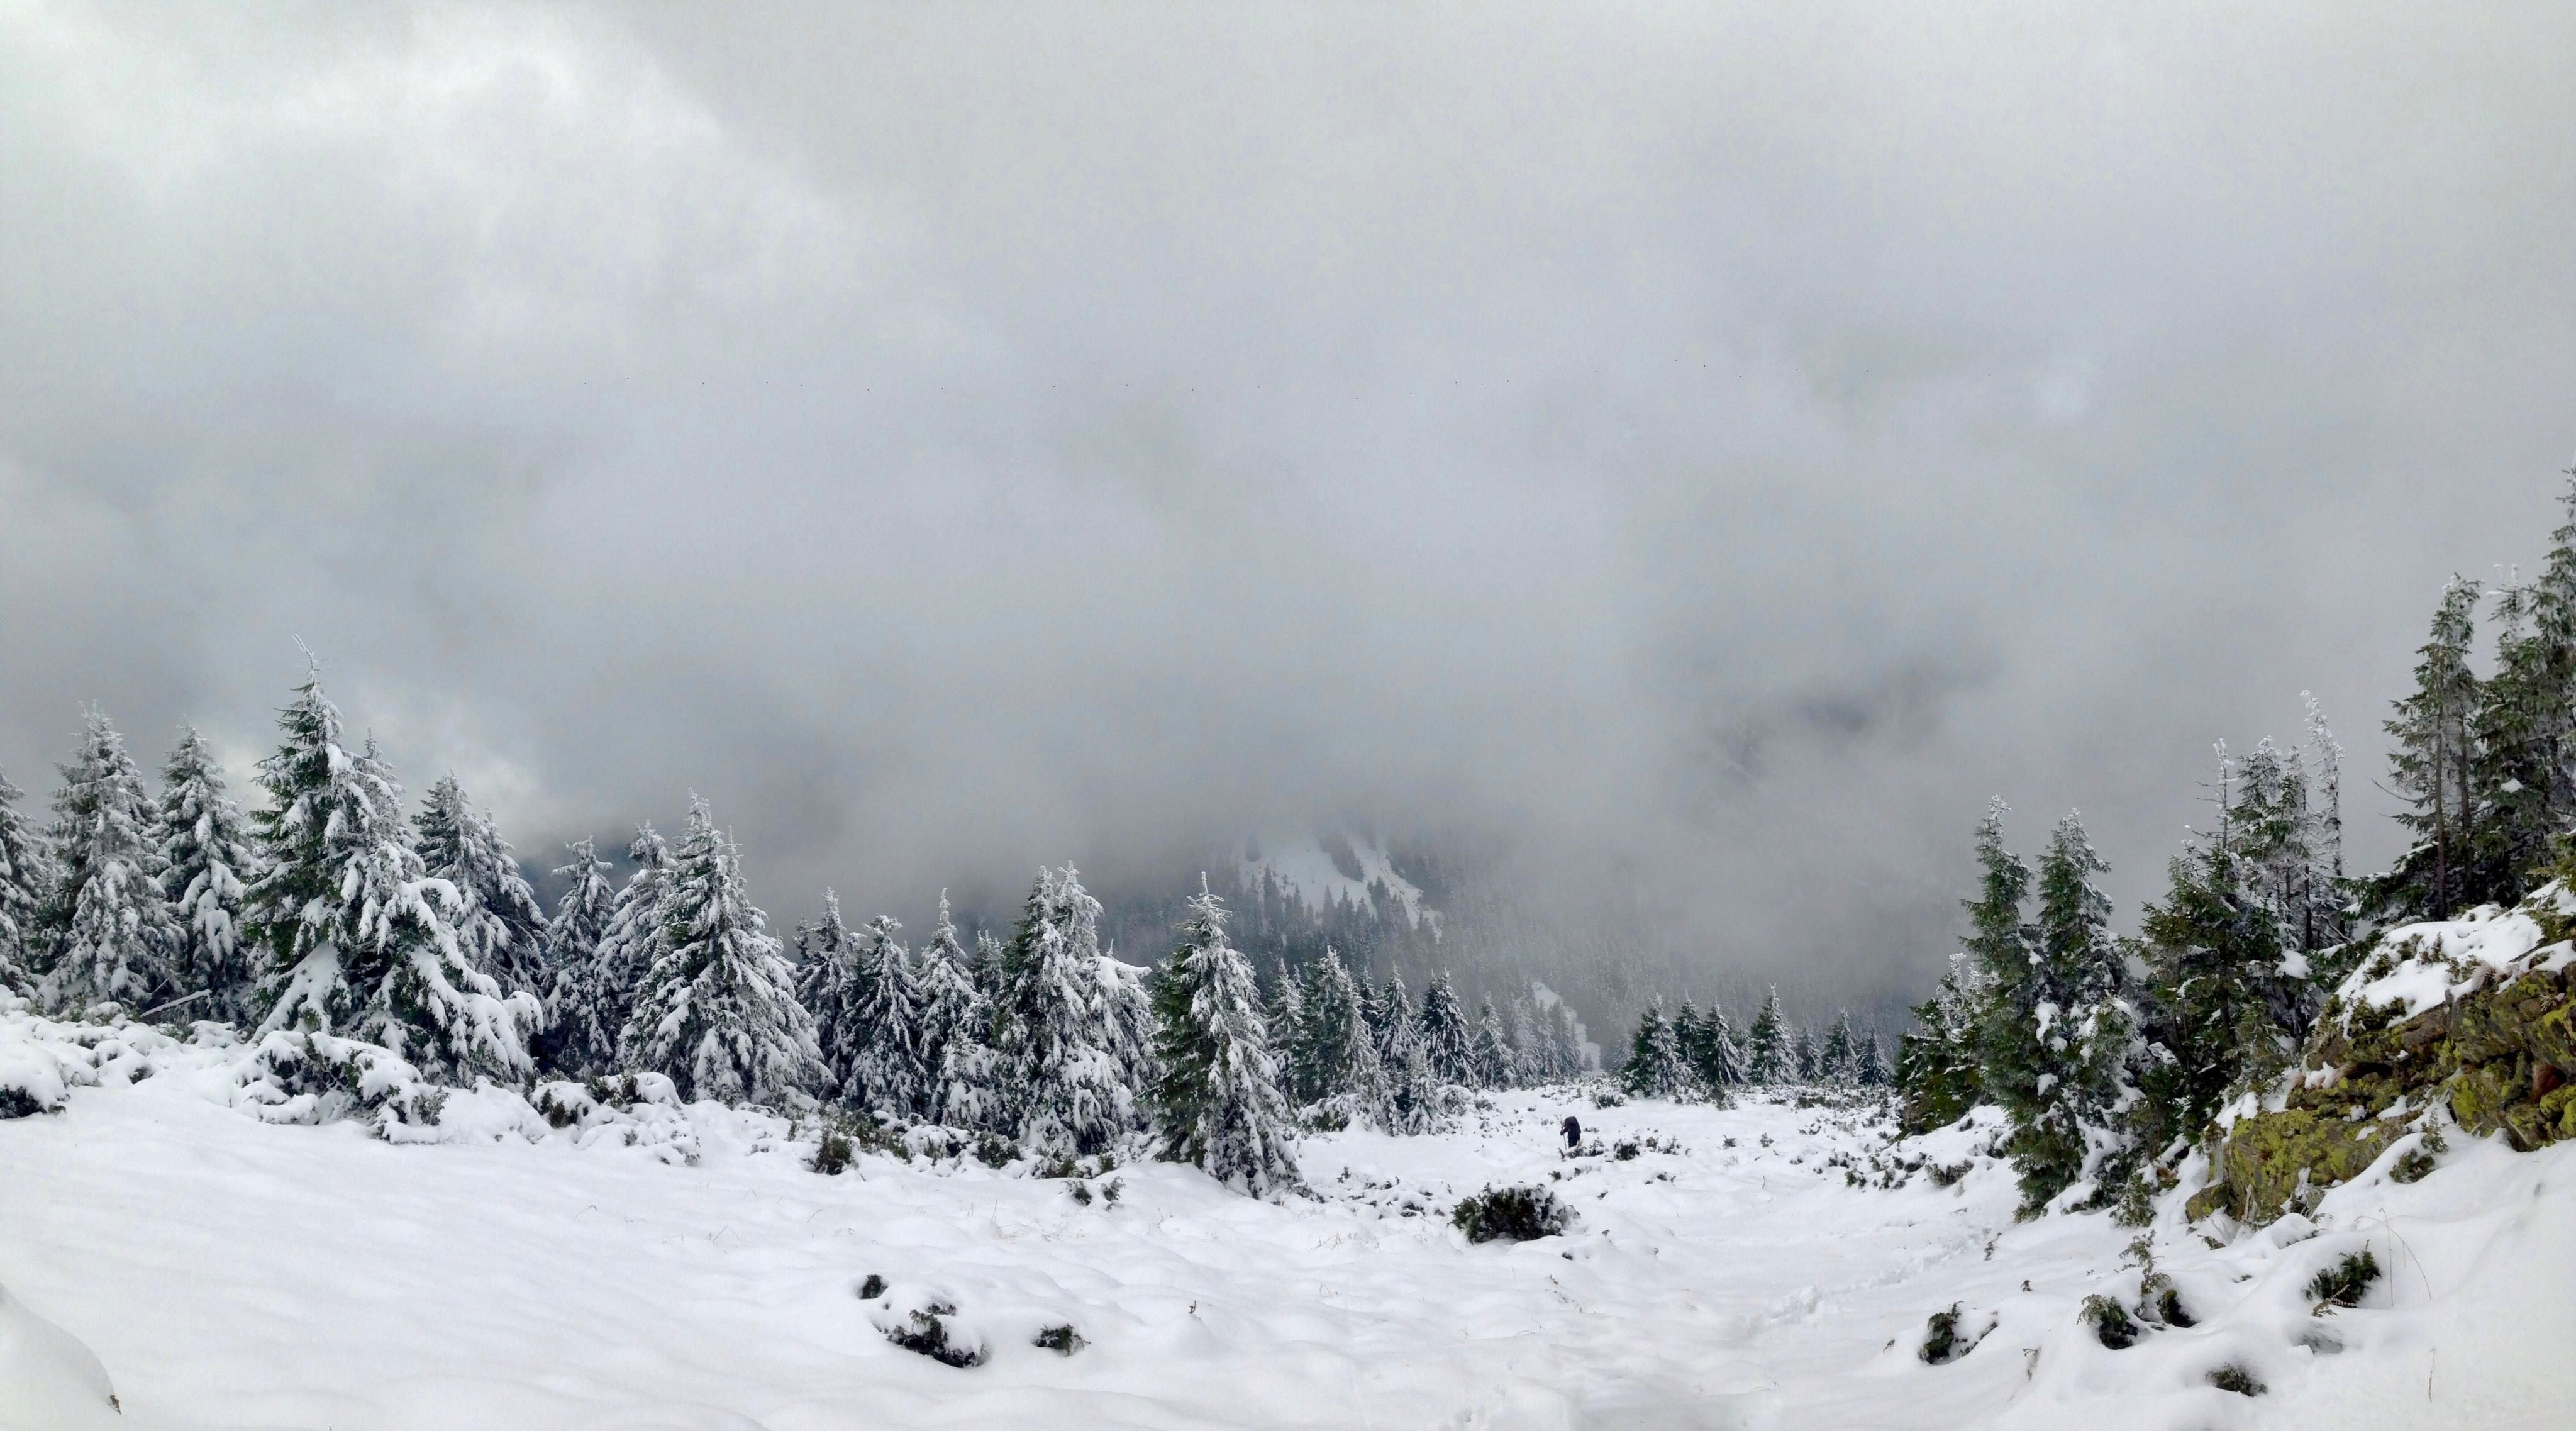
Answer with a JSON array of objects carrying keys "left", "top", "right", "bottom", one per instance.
[{"left": 2189, "top": 886, "right": 2576, "bottom": 1225}]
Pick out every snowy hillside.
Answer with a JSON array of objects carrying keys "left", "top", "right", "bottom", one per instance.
[
  {"left": 1239, "top": 832, "right": 1436, "bottom": 930},
  {"left": 5, "top": 1011, "right": 2568, "bottom": 1429}
]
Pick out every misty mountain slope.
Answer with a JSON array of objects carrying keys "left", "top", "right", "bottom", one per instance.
[{"left": 4, "top": 1009, "right": 2567, "bottom": 1430}]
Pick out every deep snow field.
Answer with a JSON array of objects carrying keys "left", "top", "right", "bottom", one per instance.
[{"left": 4, "top": 1028, "right": 2572, "bottom": 1430}]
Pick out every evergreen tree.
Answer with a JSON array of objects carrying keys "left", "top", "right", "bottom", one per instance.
[
  {"left": 1819, "top": 1011, "right": 1858, "bottom": 1085},
  {"left": 618, "top": 797, "right": 821, "bottom": 1105},
  {"left": 992, "top": 865, "right": 1135, "bottom": 1155},
  {"left": 1149, "top": 881, "right": 1303, "bottom": 1196},
  {"left": 1417, "top": 971, "right": 1474, "bottom": 1083},
  {"left": 1296, "top": 946, "right": 1389, "bottom": 1127},
  {"left": 1473, "top": 996, "right": 1514, "bottom": 1088},
  {"left": 1670, "top": 996, "right": 1706, "bottom": 1081},
  {"left": 1856, "top": 1032, "right": 1889, "bottom": 1087},
  {"left": 2376, "top": 577, "right": 2484, "bottom": 918},
  {"left": 1507, "top": 994, "right": 1547, "bottom": 1083},
  {"left": 551, "top": 824, "right": 669, "bottom": 1076},
  {"left": 1696, "top": 1000, "right": 1747, "bottom": 1088},
  {"left": 533, "top": 839, "right": 617, "bottom": 1071},
  {"left": 1790, "top": 1023, "right": 1819, "bottom": 1083},
  {"left": 2298, "top": 694, "right": 2351, "bottom": 960},
  {"left": 2473, "top": 482, "right": 2576, "bottom": 900},
  {"left": 157, "top": 727, "right": 258, "bottom": 1022},
  {"left": 414, "top": 775, "right": 548, "bottom": 1000},
  {"left": 1744, "top": 986, "right": 1790, "bottom": 1084},
  {"left": 792, "top": 891, "right": 865, "bottom": 1096},
  {"left": 917, "top": 893, "right": 1002, "bottom": 1130},
  {"left": 1619, "top": 996, "right": 1696, "bottom": 1100},
  {"left": 848, "top": 914, "right": 931, "bottom": 1117},
  {"left": 1896, "top": 952, "right": 1984, "bottom": 1132},
  {"left": 1989, "top": 811, "right": 2135, "bottom": 1208},
  {"left": 1552, "top": 1001, "right": 1588, "bottom": 1074},
  {"left": 38, "top": 710, "right": 180, "bottom": 1014},
  {"left": 1267, "top": 959, "right": 1311, "bottom": 1101},
  {"left": 0, "top": 771, "right": 50, "bottom": 998},
  {"left": 244, "top": 676, "right": 533, "bottom": 1078}
]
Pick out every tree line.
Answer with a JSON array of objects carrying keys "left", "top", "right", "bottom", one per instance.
[
  {"left": 0, "top": 670, "right": 1592, "bottom": 1198},
  {"left": 1894, "top": 475, "right": 2576, "bottom": 1216},
  {"left": 1617, "top": 989, "right": 1890, "bottom": 1101}
]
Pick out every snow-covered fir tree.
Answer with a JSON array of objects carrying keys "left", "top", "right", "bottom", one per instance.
[
  {"left": 243, "top": 676, "right": 533, "bottom": 1078},
  {"left": 1694, "top": 1000, "right": 1747, "bottom": 1089},
  {"left": 414, "top": 774, "right": 548, "bottom": 999},
  {"left": 992, "top": 865, "right": 1135, "bottom": 1155},
  {"left": 1790, "top": 1023, "right": 1819, "bottom": 1083},
  {"left": 1148, "top": 880, "right": 1303, "bottom": 1196},
  {"left": 1267, "top": 959, "right": 1309, "bottom": 1095},
  {"left": 1417, "top": 971, "right": 1473, "bottom": 1084},
  {"left": 1984, "top": 809, "right": 2135, "bottom": 1210},
  {"left": 0, "top": 770, "right": 50, "bottom": 998},
  {"left": 1743, "top": 987, "right": 1790, "bottom": 1085},
  {"left": 1856, "top": 1032, "right": 1890, "bottom": 1087},
  {"left": 847, "top": 914, "right": 931, "bottom": 1117},
  {"left": 550, "top": 824, "right": 669, "bottom": 1076},
  {"left": 1507, "top": 994, "right": 1546, "bottom": 1082},
  {"left": 1473, "top": 996, "right": 1515, "bottom": 1088},
  {"left": 1819, "top": 1011, "right": 1858, "bottom": 1085},
  {"left": 916, "top": 893, "right": 1002, "bottom": 1130},
  {"left": 1374, "top": 971, "right": 1444, "bottom": 1133},
  {"left": 792, "top": 891, "right": 865, "bottom": 1096},
  {"left": 618, "top": 797, "right": 821, "bottom": 1105},
  {"left": 156, "top": 727, "right": 258, "bottom": 1022},
  {"left": 534, "top": 838, "right": 618, "bottom": 1069},
  {"left": 39, "top": 710, "right": 182, "bottom": 1015},
  {"left": 1296, "top": 947, "right": 1389, "bottom": 1128},
  {"left": 2377, "top": 577, "right": 2484, "bottom": 918},
  {"left": 1896, "top": 951, "right": 1985, "bottom": 1132},
  {"left": 1619, "top": 996, "right": 1696, "bottom": 1100}
]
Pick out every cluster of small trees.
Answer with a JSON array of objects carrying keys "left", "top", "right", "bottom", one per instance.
[
  {"left": 0, "top": 668, "right": 1598, "bottom": 1200},
  {"left": 1618, "top": 988, "right": 1888, "bottom": 1101},
  {"left": 1898, "top": 477, "right": 2576, "bottom": 1215}
]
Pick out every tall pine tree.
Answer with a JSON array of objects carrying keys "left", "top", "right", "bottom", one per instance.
[
  {"left": 244, "top": 676, "right": 533, "bottom": 1078},
  {"left": 414, "top": 775, "right": 548, "bottom": 999},
  {"left": 847, "top": 914, "right": 930, "bottom": 1117},
  {"left": 1149, "top": 881, "right": 1303, "bottom": 1196},
  {"left": 1744, "top": 987, "right": 1790, "bottom": 1085},
  {"left": 1417, "top": 971, "right": 1473, "bottom": 1084},
  {"left": 39, "top": 710, "right": 181, "bottom": 1014},
  {"left": 618, "top": 797, "right": 821, "bottom": 1105},
  {"left": 992, "top": 866, "right": 1134, "bottom": 1155},
  {"left": 535, "top": 838, "right": 618, "bottom": 1072},
  {"left": 2376, "top": 577, "right": 2484, "bottom": 918},
  {"left": 1619, "top": 995, "right": 1696, "bottom": 1100},
  {"left": 792, "top": 891, "right": 865, "bottom": 1098},
  {"left": 0, "top": 771, "right": 50, "bottom": 998},
  {"left": 550, "top": 825, "right": 669, "bottom": 1076},
  {"left": 916, "top": 893, "right": 1002, "bottom": 1130},
  {"left": 157, "top": 728, "right": 258, "bottom": 1022}
]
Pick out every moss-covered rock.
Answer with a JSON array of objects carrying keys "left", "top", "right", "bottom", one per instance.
[{"left": 2190, "top": 889, "right": 2576, "bottom": 1225}]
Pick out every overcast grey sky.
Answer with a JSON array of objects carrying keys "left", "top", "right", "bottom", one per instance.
[{"left": 3, "top": 2, "right": 2571, "bottom": 999}]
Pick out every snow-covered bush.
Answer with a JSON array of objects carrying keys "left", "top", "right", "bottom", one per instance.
[{"left": 1449, "top": 1184, "right": 1572, "bottom": 1244}]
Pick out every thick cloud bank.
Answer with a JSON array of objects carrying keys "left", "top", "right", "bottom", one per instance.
[{"left": 4, "top": 3, "right": 2572, "bottom": 1005}]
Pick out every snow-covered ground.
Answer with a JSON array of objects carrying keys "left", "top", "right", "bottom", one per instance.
[{"left": 4, "top": 1037, "right": 2571, "bottom": 1429}]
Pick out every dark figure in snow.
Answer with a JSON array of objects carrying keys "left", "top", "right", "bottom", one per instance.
[{"left": 1561, "top": 1115, "right": 1581, "bottom": 1149}]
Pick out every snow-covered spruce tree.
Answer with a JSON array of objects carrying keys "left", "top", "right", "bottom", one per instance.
[
  {"left": 618, "top": 797, "right": 821, "bottom": 1106},
  {"left": 848, "top": 914, "right": 931, "bottom": 1118},
  {"left": 1790, "top": 1023, "right": 1819, "bottom": 1083},
  {"left": 1819, "top": 1011, "right": 1858, "bottom": 1085},
  {"left": 1744, "top": 987, "right": 1790, "bottom": 1085},
  {"left": 1149, "top": 881, "right": 1303, "bottom": 1196},
  {"left": 414, "top": 775, "right": 548, "bottom": 999},
  {"left": 1098, "top": 949, "right": 1159, "bottom": 1106},
  {"left": 550, "top": 824, "right": 669, "bottom": 1076},
  {"left": 1984, "top": 810, "right": 2135, "bottom": 1211},
  {"left": 917, "top": 893, "right": 1002, "bottom": 1130},
  {"left": 1619, "top": 996, "right": 1697, "bottom": 1100},
  {"left": 1296, "top": 946, "right": 1389, "bottom": 1128},
  {"left": 792, "top": 891, "right": 865, "bottom": 1096},
  {"left": 1417, "top": 971, "right": 1474, "bottom": 1084},
  {"left": 1374, "top": 971, "right": 1445, "bottom": 1133},
  {"left": 243, "top": 677, "right": 533, "bottom": 1079},
  {"left": 533, "top": 838, "right": 618, "bottom": 1070},
  {"left": 1553, "top": 1001, "right": 1589, "bottom": 1074},
  {"left": 2297, "top": 694, "right": 2351, "bottom": 962},
  {"left": 1474, "top": 996, "right": 1516, "bottom": 1089},
  {"left": 1856, "top": 1033, "right": 1890, "bottom": 1087},
  {"left": 1695, "top": 1000, "right": 1747, "bottom": 1089},
  {"left": 2372, "top": 577, "right": 2484, "bottom": 920},
  {"left": 0, "top": 770, "right": 50, "bottom": 997},
  {"left": 992, "top": 865, "right": 1135, "bottom": 1155},
  {"left": 1508, "top": 994, "right": 1546, "bottom": 1083},
  {"left": 2474, "top": 484, "right": 2576, "bottom": 901},
  {"left": 157, "top": 727, "right": 259, "bottom": 1022},
  {"left": 1896, "top": 952, "right": 1984, "bottom": 1132},
  {"left": 42, "top": 710, "right": 182, "bottom": 1015},
  {"left": 1267, "top": 959, "right": 1310, "bottom": 1098}
]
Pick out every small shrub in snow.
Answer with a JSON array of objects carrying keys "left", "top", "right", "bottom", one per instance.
[
  {"left": 1450, "top": 1185, "right": 1572, "bottom": 1244},
  {"left": 1033, "top": 1323, "right": 1084, "bottom": 1355},
  {"left": 2305, "top": 1250, "right": 2379, "bottom": 1313},
  {"left": 858, "top": 1274, "right": 887, "bottom": 1300},
  {"left": 1591, "top": 1091, "right": 1624, "bottom": 1109},
  {"left": 1928, "top": 1160, "right": 1971, "bottom": 1188},
  {"left": 2206, "top": 1363, "right": 2266, "bottom": 1396},
  {"left": 1068, "top": 1181, "right": 1093, "bottom": 1206},
  {"left": 2079, "top": 1294, "right": 2137, "bottom": 1350},
  {"left": 2143, "top": 1277, "right": 2193, "bottom": 1328},
  {"left": 974, "top": 1134, "right": 1015, "bottom": 1169},
  {"left": 1613, "top": 1138, "right": 1641, "bottom": 1161},
  {"left": 0, "top": 1086, "right": 44, "bottom": 1120},
  {"left": 885, "top": 1303, "right": 983, "bottom": 1368},
  {"left": 810, "top": 1130, "right": 853, "bottom": 1176},
  {"left": 1920, "top": 1305, "right": 1966, "bottom": 1364},
  {"left": 1101, "top": 1177, "right": 1123, "bottom": 1207}
]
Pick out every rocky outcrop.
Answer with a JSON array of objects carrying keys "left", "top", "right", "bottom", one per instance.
[{"left": 2189, "top": 888, "right": 2576, "bottom": 1225}]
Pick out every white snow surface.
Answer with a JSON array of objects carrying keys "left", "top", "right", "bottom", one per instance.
[
  {"left": 2336, "top": 881, "right": 2576, "bottom": 1024},
  {"left": 1240, "top": 832, "right": 1435, "bottom": 930},
  {"left": 4, "top": 1005, "right": 2572, "bottom": 1428}
]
